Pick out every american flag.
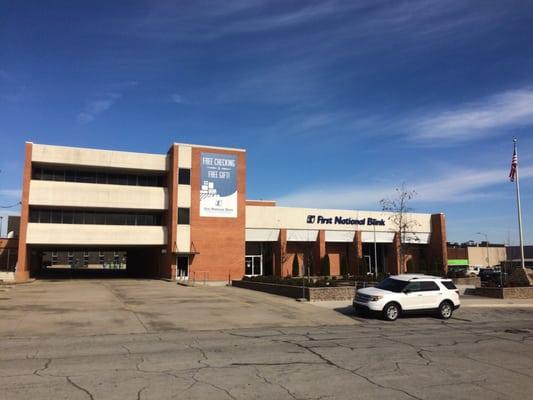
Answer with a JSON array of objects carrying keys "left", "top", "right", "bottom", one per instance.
[{"left": 509, "top": 146, "right": 518, "bottom": 182}]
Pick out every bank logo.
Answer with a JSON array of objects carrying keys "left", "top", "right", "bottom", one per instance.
[{"left": 306, "top": 215, "right": 316, "bottom": 224}]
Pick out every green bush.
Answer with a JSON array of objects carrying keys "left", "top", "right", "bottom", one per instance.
[
  {"left": 340, "top": 254, "right": 348, "bottom": 276},
  {"left": 292, "top": 254, "right": 300, "bottom": 277},
  {"left": 321, "top": 254, "right": 330, "bottom": 276}
]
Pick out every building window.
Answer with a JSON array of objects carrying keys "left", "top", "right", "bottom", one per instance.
[
  {"left": 31, "top": 167, "right": 164, "bottom": 187},
  {"left": 178, "top": 207, "right": 190, "bottom": 225},
  {"left": 178, "top": 168, "right": 190, "bottom": 185},
  {"left": 28, "top": 208, "right": 164, "bottom": 226}
]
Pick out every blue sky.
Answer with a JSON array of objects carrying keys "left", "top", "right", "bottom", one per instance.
[{"left": 1, "top": 0, "right": 533, "bottom": 244}]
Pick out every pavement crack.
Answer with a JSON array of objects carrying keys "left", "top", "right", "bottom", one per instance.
[
  {"left": 286, "top": 341, "right": 424, "bottom": 400},
  {"left": 463, "top": 354, "right": 533, "bottom": 378},
  {"left": 65, "top": 376, "right": 95, "bottom": 400},
  {"left": 231, "top": 361, "right": 324, "bottom": 367},
  {"left": 137, "top": 384, "right": 149, "bottom": 400},
  {"left": 253, "top": 366, "right": 298, "bottom": 400},
  {"left": 33, "top": 358, "right": 52, "bottom": 377}
]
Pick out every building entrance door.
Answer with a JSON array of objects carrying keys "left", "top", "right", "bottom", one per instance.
[
  {"left": 177, "top": 256, "right": 189, "bottom": 280},
  {"left": 245, "top": 255, "right": 262, "bottom": 276}
]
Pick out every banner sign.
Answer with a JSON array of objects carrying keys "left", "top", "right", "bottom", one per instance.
[{"left": 200, "top": 153, "right": 237, "bottom": 218}]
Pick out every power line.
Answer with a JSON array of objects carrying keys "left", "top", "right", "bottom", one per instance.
[{"left": 0, "top": 201, "right": 21, "bottom": 209}]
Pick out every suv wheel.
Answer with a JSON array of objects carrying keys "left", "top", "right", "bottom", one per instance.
[
  {"left": 382, "top": 303, "right": 400, "bottom": 321},
  {"left": 438, "top": 301, "right": 453, "bottom": 319}
]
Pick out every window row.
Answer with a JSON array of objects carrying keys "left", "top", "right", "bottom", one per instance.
[
  {"left": 29, "top": 208, "right": 164, "bottom": 226},
  {"left": 32, "top": 167, "right": 165, "bottom": 187}
]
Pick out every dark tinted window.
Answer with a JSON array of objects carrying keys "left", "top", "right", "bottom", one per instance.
[
  {"left": 107, "top": 213, "right": 124, "bottom": 225},
  {"left": 405, "top": 282, "right": 422, "bottom": 292},
  {"left": 53, "top": 170, "right": 65, "bottom": 181},
  {"left": 65, "top": 170, "right": 76, "bottom": 182},
  {"left": 442, "top": 281, "right": 457, "bottom": 290},
  {"left": 77, "top": 171, "right": 96, "bottom": 184},
  {"left": 73, "top": 211, "right": 84, "bottom": 224},
  {"left": 420, "top": 281, "right": 440, "bottom": 291},
  {"left": 178, "top": 168, "right": 191, "bottom": 185},
  {"left": 84, "top": 211, "right": 95, "bottom": 224},
  {"left": 62, "top": 211, "right": 73, "bottom": 224},
  {"left": 127, "top": 175, "right": 138, "bottom": 186},
  {"left": 33, "top": 168, "right": 42, "bottom": 180},
  {"left": 94, "top": 213, "right": 106, "bottom": 224},
  {"left": 32, "top": 167, "right": 164, "bottom": 187},
  {"left": 39, "top": 209, "right": 51, "bottom": 223},
  {"left": 42, "top": 169, "right": 54, "bottom": 180},
  {"left": 96, "top": 172, "right": 107, "bottom": 184},
  {"left": 178, "top": 207, "right": 190, "bottom": 225},
  {"left": 29, "top": 209, "right": 39, "bottom": 222},
  {"left": 376, "top": 278, "right": 408, "bottom": 293},
  {"left": 50, "top": 210, "right": 62, "bottom": 223},
  {"left": 29, "top": 209, "right": 163, "bottom": 226}
]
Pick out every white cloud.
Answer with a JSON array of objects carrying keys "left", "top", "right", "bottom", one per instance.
[
  {"left": 412, "top": 89, "right": 533, "bottom": 143},
  {"left": 77, "top": 81, "right": 137, "bottom": 124},
  {"left": 77, "top": 92, "right": 121, "bottom": 124},
  {"left": 277, "top": 165, "right": 533, "bottom": 210},
  {"left": 171, "top": 94, "right": 186, "bottom": 104}
]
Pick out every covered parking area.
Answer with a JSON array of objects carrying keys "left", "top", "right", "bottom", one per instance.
[{"left": 27, "top": 245, "right": 165, "bottom": 279}]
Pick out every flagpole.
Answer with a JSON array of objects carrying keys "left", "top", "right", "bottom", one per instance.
[{"left": 513, "top": 138, "right": 526, "bottom": 270}]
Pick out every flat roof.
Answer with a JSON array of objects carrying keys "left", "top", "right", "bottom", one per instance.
[{"left": 173, "top": 142, "right": 246, "bottom": 152}]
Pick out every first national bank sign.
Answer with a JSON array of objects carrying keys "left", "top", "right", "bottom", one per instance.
[{"left": 306, "top": 215, "right": 385, "bottom": 226}]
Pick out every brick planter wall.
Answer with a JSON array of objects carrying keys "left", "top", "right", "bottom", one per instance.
[
  {"left": 307, "top": 287, "right": 355, "bottom": 301},
  {"left": 474, "top": 286, "right": 533, "bottom": 299},
  {"left": 452, "top": 277, "right": 480, "bottom": 286},
  {"left": 232, "top": 280, "right": 356, "bottom": 301},
  {"left": 232, "top": 280, "right": 303, "bottom": 299}
]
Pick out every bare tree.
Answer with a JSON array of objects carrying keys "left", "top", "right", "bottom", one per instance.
[{"left": 380, "top": 183, "right": 420, "bottom": 273}]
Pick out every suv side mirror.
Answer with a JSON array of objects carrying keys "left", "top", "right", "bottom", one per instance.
[{"left": 403, "top": 289, "right": 411, "bottom": 294}]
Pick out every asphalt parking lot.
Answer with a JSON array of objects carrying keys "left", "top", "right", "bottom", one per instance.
[{"left": 1, "top": 279, "right": 533, "bottom": 399}]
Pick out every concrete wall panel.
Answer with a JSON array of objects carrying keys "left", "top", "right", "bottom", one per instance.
[
  {"left": 26, "top": 223, "right": 167, "bottom": 245},
  {"left": 29, "top": 180, "right": 168, "bottom": 210}
]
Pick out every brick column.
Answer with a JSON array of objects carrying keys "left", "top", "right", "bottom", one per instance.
[
  {"left": 429, "top": 213, "right": 447, "bottom": 275},
  {"left": 316, "top": 230, "right": 326, "bottom": 275},
  {"left": 274, "top": 229, "right": 287, "bottom": 277},
  {"left": 388, "top": 232, "right": 401, "bottom": 275},
  {"left": 15, "top": 142, "right": 32, "bottom": 282},
  {"left": 347, "top": 231, "right": 363, "bottom": 275}
]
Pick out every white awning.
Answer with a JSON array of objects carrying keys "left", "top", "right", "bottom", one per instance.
[
  {"left": 325, "top": 230, "right": 355, "bottom": 243},
  {"left": 287, "top": 229, "right": 318, "bottom": 242},
  {"left": 361, "top": 231, "right": 395, "bottom": 243},
  {"left": 245, "top": 228, "right": 280, "bottom": 242}
]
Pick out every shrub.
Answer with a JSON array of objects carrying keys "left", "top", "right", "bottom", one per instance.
[
  {"left": 292, "top": 254, "right": 300, "bottom": 277},
  {"left": 321, "top": 254, "right": 330, "bottom": 276},
  {"left": 340, "top": 254, "right": 348, "bottom": 276}
]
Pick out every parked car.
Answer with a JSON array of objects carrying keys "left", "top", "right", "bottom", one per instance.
[
  {"left": 353, "top": 274, "right": 461, "bottom": 321},
  {"left": 465, "top": 266, "right": 482, "bottom": 276}
]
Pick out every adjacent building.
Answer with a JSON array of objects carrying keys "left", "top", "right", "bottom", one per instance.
[{"left": 15, "top": 142, "right": 448, "bottom": 282}]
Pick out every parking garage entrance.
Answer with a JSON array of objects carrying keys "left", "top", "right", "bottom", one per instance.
[{"left": 29, "top": 246, "right": 164, "bottom": 279}]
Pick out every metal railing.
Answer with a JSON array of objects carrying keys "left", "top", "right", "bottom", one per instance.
[{"left": 191, "top": 271, "right": 209, "bottom": 286}]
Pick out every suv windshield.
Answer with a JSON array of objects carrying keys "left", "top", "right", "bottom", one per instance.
[{"left": 376, "top": 278, "right": 409, "bottom": 293}]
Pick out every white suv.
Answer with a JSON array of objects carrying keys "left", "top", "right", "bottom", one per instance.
[{"left": 353, "top": 274, "right": 460, "bottom": 321}]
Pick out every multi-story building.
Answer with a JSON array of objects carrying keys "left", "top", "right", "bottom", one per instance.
[{"left": 15, "top": 142, "right": 447, "bottom": 282}]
